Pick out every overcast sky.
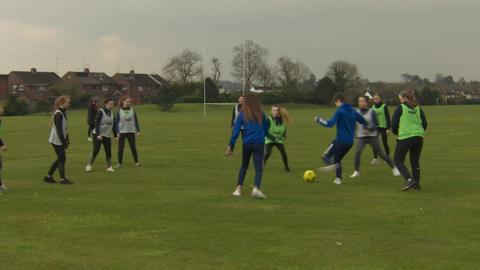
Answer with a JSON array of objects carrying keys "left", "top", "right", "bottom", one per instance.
[{"left": 0, "top": 0, "right": 479, "bottom": 82}]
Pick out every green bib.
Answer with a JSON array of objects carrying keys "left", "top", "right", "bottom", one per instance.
[
  {"left": 399, "top": 104, "right": 425, "bottom": 140},
  {"left": 373, "top": 104, "right": 387, "bottom": 128},
  {"left": 266, "top": 116, "right": 286, "bottom": 144}
]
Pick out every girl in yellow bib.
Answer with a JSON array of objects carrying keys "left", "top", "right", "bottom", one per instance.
[
  {"left": 264, "top": 105, "right": 291, "bottom": 172},
  {"left": 392, "top": 90, "right": 427, "bottom": 191}
]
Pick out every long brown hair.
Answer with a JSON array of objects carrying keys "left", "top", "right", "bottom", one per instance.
[
  {"left": 50, "top": 95, "right": 70, "bottom": 126},
  {"left": 118, "top": 95, "right": 131, "bottom": 109},
  {"left": 400, "top": 90, "right": 418, "bottom": 107},
  {"left": 243, "top": 93, "right": 264, "bottom": 124},
  {"left": 273, "top": 105, "right": 291, "bottom": 124}
]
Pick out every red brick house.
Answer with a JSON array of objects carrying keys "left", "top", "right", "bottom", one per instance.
[
  {"left": 61, "top": 68, "right": 120, "bottom": 98},
  {"left": 112, "top": 70, "right": 167, "bottom": 104},
  {"left": 0, "top": 74, "right": 8, "bottom": 100},
  {"left": 8, "top": 68, "right": 60, "bottom": 101}
]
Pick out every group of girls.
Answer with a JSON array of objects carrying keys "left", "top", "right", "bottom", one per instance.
[
  {"left": 316, "top": 90, "right": 427, "bottom": 191},
  {"left": 44, "top": 95, "right": 141, "bottom": 185},
  {"left": 227, "top": 90, "right": 427, "bottom": 199}
]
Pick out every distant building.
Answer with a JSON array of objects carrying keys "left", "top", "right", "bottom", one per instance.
[
  {"left": 0, "top": 74, "right": 8, "bottom": 100},
  {"left": 8, "top": 68, "right": 59, "bottom": 101},
  {"left": 249, "top": 85, "right": 278, "bottom": 94},
  {"left": 112, "top": 70, "right": 168, "bottom": 104},
  {"left": 61, "top": 68, "right": 120, "bottom": 98}
]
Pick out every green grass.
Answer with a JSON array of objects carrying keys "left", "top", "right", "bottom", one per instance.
[{"left": 0, "top": 104, "right": 479, "bottom": 269}]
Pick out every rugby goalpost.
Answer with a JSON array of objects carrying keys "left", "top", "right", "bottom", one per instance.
[{"left": 202, "top": 45, "right": 246, "bottom": 118}]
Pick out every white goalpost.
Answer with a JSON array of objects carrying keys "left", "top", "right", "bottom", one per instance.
[{"left": 202, "top": 44, "right": 246, "bottom": 119}]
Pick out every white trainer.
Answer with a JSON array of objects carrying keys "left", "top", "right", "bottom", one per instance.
[
  {"left": 251, "top": 187, "right": 266, "bottom": 199},
  {"left": 393, "top": 167, "right": 401, "bottom": 176},
  {"left": 350, "top": 171, "right": 360, "bottom": 178},
  {"left": 87, "top": 137, "right": 92, "bottom": 142},
  {"left": 319, "top": 164, "right": 336, "bottom": 173},
  {"left": 370, "top": 159, "right": 381, "bottom": 165},
  {"left": 334, "top": 178, "right": 342, "bottom": 185},
  {"left": 85, "top": 164, "right": 93, "bottom": 172},
  {"left": 232, "top": 186, "right": 242, "bottom": 197},
  {"left": 106, "top": 167, "right": 115, "bottom": 173}
]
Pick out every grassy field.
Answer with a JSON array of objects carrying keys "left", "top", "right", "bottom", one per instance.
[{"left": 0, "top": 103, "right": 479, "bottom": 269}]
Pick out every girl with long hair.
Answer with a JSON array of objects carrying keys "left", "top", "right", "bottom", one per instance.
[
  {"left": 44, "top": 95, "right": 73, "bottom": 184},
  {"left": 264, "top": 105, "right": 291, "bottom": 172},
  {"left": 115, "top": 96, "right": 141, "bottom": 168},
  {"left": 226, "top": 93, "right": 269, "bottom": 199},
  {"left": 392, "top": 90, "right": 428, "bottom": 191},
  {"left": 85, "top": 98, "right": 118, "bottom": 173}
]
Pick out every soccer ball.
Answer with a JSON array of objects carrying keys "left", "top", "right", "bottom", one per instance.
[{"left": 303, "top": 170, "right": 316, "bottom": 183}]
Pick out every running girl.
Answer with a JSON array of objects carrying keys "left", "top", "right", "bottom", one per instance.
[
  {"left": 350, "top": 96, "right": 400, "bottom": 178},
  {"left": 392, "top": 90, "right": 427, "bottom": 191},
  {"left": 85, "top": 98, "right": 118, "bottom": 173},
  {"left": 371, "top": 93, "right": 391, "bottom": 164},
  {"left": 115, "top": 96, "right": 141, "bottom": 168},
  {"left": 226, "top": 93, "right": 268, "bottom": 199},
  {"left": 264, "top": 105, "right": 291, "bottom": 172},
  {"left": 44, "top": 95, "right": 73, "bottom": 185},
  {"left": 315, "top": 93, "right": 366, "bottom": 185}
]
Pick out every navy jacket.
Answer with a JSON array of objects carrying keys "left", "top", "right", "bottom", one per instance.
[
  {"left": 229, "top": 112, "right": 269, "bottom": 147},
  {"left": 316, "top": 103, "right": 367, "bottom": 145}
]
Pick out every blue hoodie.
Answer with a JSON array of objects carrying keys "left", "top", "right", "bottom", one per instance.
[
  {"left": 229, "top": 112, "right": 269, "bottom": 147},
  {"left": 316, "top": 103, "right": 366, "bottom": 145}
]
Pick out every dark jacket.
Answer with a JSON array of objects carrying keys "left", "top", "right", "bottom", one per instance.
[
  {"left": 54, "top": 108, "right": 69, "bottom": 147},
  {"left": 87, "top": 102, "right": 98, "bottom": 126}
]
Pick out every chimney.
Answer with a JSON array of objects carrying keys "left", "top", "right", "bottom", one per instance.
[
  {"left": 31, "top": 68, "right": 37, "bottom": 74},
  {"left": 84, "top": 68, "right": 90, "bottom": 74}
]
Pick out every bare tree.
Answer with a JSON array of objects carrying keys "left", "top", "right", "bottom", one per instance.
[
  {"left": 326, "top": 60, "right": 359, "bottom": 92},
  {"left": 211, "top": 57, "right": 221, "bottom": 83},
  {"left": 277, "top": 56, "right": 311, "bottom": 88},
  {"left": 232, "top": 40, "right": 269, "bottom": 91},
  {"left": 255, "top": 62, "right": 275, "bottom": 87},
  {"left": 163, "top": 49, "right": 202, "bottom": 83}
]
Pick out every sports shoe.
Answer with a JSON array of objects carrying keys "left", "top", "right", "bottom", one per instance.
[
  {"left": 85, "top": 164, "right": 93, "bottom": 172},
  {"left": 322, "top": 155, "right": 334, "bottom": 165},
  {"left": 232, "top": 186, "right": 242, "bottom": 197},
  {"left": 370, "top": 159, "right": 381, "bottom": 165},
  {"left": 43, "top": 176, "right": 57, "bottom": 184},
  {"left": 401, "top": 179, "right": 418, "bottom": 191},
  {"left": 350, "top": 171, "right": 360, "bottom": 178},
  {"left": 135, "top": 162, "right": 143, "bottom": 167},
  {"left": 334, "top": 178, "right": 342, "bottom": 185},
  {"left": 318, "top": 164, "right": 336, "bottom": 173},
  {"left": 285, "top": 168, "right": 291, "bottom": 173},
  {"left": 87, "top": 137, "right": 92, "bottom": 142},
  {"left": 0, "top": 185, "right": 5, "bottom": 192},
  {"left": 59, "top": 179, "right": 74, "bottom": 185},
  {"left": 392, "top": 167, "right": 401, "bottom": 176},
  {"left": 114, "top": 163, "right": 123, "bottom": 169},
  {"left": 106, "top": 167, "right": 115, "bottom": 173},
  {"left": 413, "top": 183, "right": 422, "bottom": 190},
  {"left": 251, "top": 187, "right": 266, "bottom": 199}
]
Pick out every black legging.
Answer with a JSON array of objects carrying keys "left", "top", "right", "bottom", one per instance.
[
  {"left": 89, "top": 136, "right": 112, "bottom": 167},
  {"left": 374, "top": 128, "right": 390, "bottom": 158},
  {"left": 394, "top": 136, "right": 423, "bottom": 183},
  {"left": 264, "top": 143, "right": 290, "bottom": 170},
  {"left": 118, "top": 133, "right": 139, "bottom": 164},
  {"left": 48, "top": 144, "right": 66, "bottom": 179}
]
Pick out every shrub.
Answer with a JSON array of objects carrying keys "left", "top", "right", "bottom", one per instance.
[{"left": 4, "top": 96, "right": 29, "bottom": 116}]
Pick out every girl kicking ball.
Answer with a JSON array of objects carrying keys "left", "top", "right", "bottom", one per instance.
[
  {"left": 350, "top": 96, "right": 400, "bottom": 178},
  {"left": 115, "top": 96, "right": 141, "bottom": 168},
  {"left": 315, "top": 93, "right": 366, "bottom": 185},
  {"left": 264, "top": 105, "right": 291, "bottom": 172},
  {"left": 226, "top": 93, "right": 268, "bottom": 199},
  {"left": 44, "top": 95, "right": 73, "bottom": 185},
  {"left": 371, "top": 93, "right": 391, "bottom": 164},
  {"left": 392, "top": 90, "right": 427, "bottom": 191},
  {"left": 85, "top": 98, "right": 118, "bottom": 173}
]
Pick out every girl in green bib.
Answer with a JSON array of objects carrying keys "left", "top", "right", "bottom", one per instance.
[
  {"left": 371, "top": 94, "right": 391, "bottom": 164},
  {"left": 264, "top": 105, "right": 291, "bottom": 172},
  {"left": 392, "top": 90, "right": 427, "bottom": 191}
]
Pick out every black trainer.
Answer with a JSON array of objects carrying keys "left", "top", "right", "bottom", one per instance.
[
  {"left": 401, "top": 180, "right": 418, "bottom": 191},
  {"left": 43, "top": 176, "right": 57, "bottom": 184},
  {"left": 413, "top": 183, "right": 421, "bottom": 190},
  {"left": 59, "top": 179, "right": 74, "bottom": 185},
  {"left": 285, "top": 168, "right": 291, "bottom": 173}
]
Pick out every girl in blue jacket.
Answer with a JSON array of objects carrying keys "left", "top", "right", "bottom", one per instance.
[{"left": 226, "top": 93, "right": 269, "bottom": 199}]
